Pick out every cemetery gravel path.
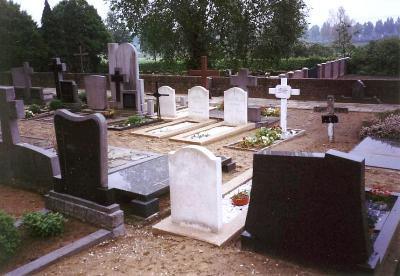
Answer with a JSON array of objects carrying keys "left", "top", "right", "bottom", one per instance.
[{"left": 16, "top": 109, "right": 400, "bottom": 275}]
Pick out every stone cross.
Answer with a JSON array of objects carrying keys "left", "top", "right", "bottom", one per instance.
[
  {"left": 73, "top": 45, "right": 89, "bottom": 73},
  {"left": 321, "top": 95, "right": 339, "bottom": 143},
  {"left": 230, "top": 68, "right": 258, "bottom": 91},
  {"left": 188, "top": 56, "right": 220, "bottom": 88},
  {"left": 0, "top": 86, "right": 25, "bottom": 145},
  {"left": 268, "top": 78, "right": 300, "bottom": 138},
  {"left": 147, "top": 82, "right": 168, "bottom": 119},
  {"left": 110, "top": 68, "right": 125, "bottom": 103},
  {"left": 50, "top": 58, "right": 67, "bottom": 99}
]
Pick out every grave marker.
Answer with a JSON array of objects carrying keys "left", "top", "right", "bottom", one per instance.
[
  {"left": 11, "top": 62, "right": 33, "bottom": 89},
  {"left": 84, "top": 75, "right": 108, "bottom": 110},
  {"left": 224, "top": 87, "right": 248, "bottom": 126},
  {"left": 169, "top": 146, "right": 222, "bottom": 232},
  {"left": 148, "top": 82, "right": 169, "bottom": 119},
  {"left": 59, "top": 80, "right": 79, "bottom": 103},
  {"left": 230, "top": 68, "right": 257, "bottom": 91},
  {"left": 321, "top": 95, "right": 338, "bottom": 142},
  {"left": 110, "top": 68, "right": 125, "bottom": 103},
  {"left": 50, "top": 58, "right": 67, "bottom": 99},
  {"left": 188, "top": 56, "right": 220, "bottom": 88},
  {"left": 268, "top": 78, "right": 300, "bottom": 138},
  {"left": 188, "top": 86, "right": 210, "bottom": 121},
  {"left": 159, "top": 86, "right": 176, "bottom": 118}
]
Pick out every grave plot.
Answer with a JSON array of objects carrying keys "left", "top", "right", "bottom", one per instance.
[
  {"left": 241, "top": 149, "right": 400, "bottom": 271},
  {"left": 133, "top": 86, "right": 217, "bottom": 138},
  {"left": 153, "top": 146, "right": 253, "bottom": 246},
  {"left": 107, "top": 115, "right": 162, "bottom": 131},
  {"left": 170, "top": 87, "right": 255, "bottom": 145}
]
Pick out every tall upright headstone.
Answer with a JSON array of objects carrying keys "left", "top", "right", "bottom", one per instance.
[
  {"left": 84, "top": 75, "right": 108, "bottom": 110},
  {"left": 59, "top": 80, "right": 79, "bottom": 103},
  {"left": 188, "top": 86, "right": 209, "bottom": 121},
  {"left": 50, "top": 58, "right": 67, "bottom": 99},
  {"left": 224, "top": 87, "right": 248, "bottom": 126},
  {"left": 53, "top": 110, "right": 110, "bottom": 204},
  {"left": 230, "top": 68, "right": 258, "bottom": 91},
  {"left": 112, "top": 43, "right": 145, "bottom": 113},
  {"left": 169, "top": 146, "right": 222, "bottom": 233},
  {"left": 159, "top": 86, "right": 176, "bottom": 118},
  {"left": 268, "top": 78, "right": 300, "bottom": 138},
  {"left": 11, "top": 62, "right": 33, "bottom": 89},
  {"left": 108, "top": 43, "right": 119, "bottom": 106}
]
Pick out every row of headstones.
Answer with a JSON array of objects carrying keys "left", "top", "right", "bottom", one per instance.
[{"left": 277, "top": 57, "right": 350, "bottom": 80}]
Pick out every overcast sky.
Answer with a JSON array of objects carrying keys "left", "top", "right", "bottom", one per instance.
[{"left": 13, "top": 0, "right": 400, "bottom": 27}]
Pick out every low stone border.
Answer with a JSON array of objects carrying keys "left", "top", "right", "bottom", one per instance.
[
  {"left": 224, "top": 129, "right": 306, "bottom": 152},
  {"left": 5, "top": 229, "right": 113, "bottom": 276},
  {"left": 108, "top": 118, "right": 163, "bottom": 131}
]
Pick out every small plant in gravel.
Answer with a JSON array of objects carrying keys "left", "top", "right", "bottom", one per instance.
[
  {"left": 78, "top": 91, "right": 87, "bottom": 103},
  {"left": 217, "top": 101, "right": 224, "bottom": 111},
  {"left": 22, "top": 212, "right": 66, "bottom": 238},
  {"left": 28, "top": 104, "right": 41, "bottom": 114},
  {"left": 0, "top": 211, "right": 20, "bottom": 264},
  {"left": 240, "top": 126, "right": 282, "bottom": 148},
  {"left": 49, "top": 99, "right": 64, "bottom": 111},
  {"left": 261, "top": 106, "right": 280, "bottom": 117},
  {"left": 126, "top": 115, "right": 145, "bottom": 126},
  {"left": 360, "top": 113, "right": 400, "bottom": 141},
  {"left": 25, "top": 110, "right": 35, "bottom": 118}
]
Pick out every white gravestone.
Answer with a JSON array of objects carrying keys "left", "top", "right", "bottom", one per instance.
[
  {"left": 84, "top": 75, "right": 108, "bottom": 110},
  {"left": 188, "top": 86, "right": 209, "bottom": 121},
  {"left": 169, "top": 146, "right": 222, "bottom": 233},
  {"left": 224, "top": 87, "right": 248, "bottom": 126},
  {"left": 114, "top": 43, "right": 145, "bottom": 114},
  {"left": 269, "top": 78, "right": 300, "bottom": 138},
  {"left": 159, "top": 86, "right": 177, "bottom": 118}
]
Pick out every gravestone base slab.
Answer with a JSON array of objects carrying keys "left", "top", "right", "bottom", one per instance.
[
  {"left": 132, "top": 118, "right": 217, "bottom": 138},
  {"left": 45, "top": 191, "right": 125, "bottom": 236},
  {"left": 170, "top": 122, "right": 256, "bottom": 145},
  {"left": 129, "top": 198, "right": 160, "bottom": 218}
]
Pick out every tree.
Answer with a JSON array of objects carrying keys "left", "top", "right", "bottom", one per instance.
[
  {"left": 107, "top": 0, "right": 308, "bottom": 69},
  {"left": 105, "top": 10, "right": 133, "bottom": 43},
  {"left": 375, "top": 20, "right": 384, "bottom": 38},
  {"left": 320, "top": 22, "right": 332, "bottom": 42},
  {"left": 308, "top": 25, "right": 320, "bottom": 42},
  {"left": 0, "top": 0, "right": 48, "bottom": 71},
  {"left": 41, "top": 0, "right": 111, "bottom": 72},
  {"left": 331, "top": 7, "right": 354, "bottom": 57}
]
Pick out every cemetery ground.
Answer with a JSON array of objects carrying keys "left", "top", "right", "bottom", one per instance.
[{"left": 1, "top": 105, "right": 398, "bottom": 275}]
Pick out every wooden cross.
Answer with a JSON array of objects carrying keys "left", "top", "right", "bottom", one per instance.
[
  {"left": 269, "top": 78, "right": 300, "bottom": 137},
  {"left": 321, "top": 95, "right": 339, "bottom": 143},
  {"left": 230, "top": 68, "right": 257, "bottom": 91},
  {"left": 188, "top": 56, "right": 220, "bottom": 88},
  {"left": 110, "top": 68, "right": 125, "bottom": 103},
  {"left": 0, "top": 87, "right": 25, "bottom": 145},
  {"left": 50, "top": 58, "right": 67, "bottom": 99},
  {"left": 146, "top": 82, "right": 168, "bottom": 119},
  {"left": 73, "top": 45, "right": 89, "bottom": 73}
]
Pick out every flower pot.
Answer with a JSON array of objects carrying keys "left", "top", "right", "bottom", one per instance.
[{"left": 232, "top": 196, "right": 250, "bottom": 206}]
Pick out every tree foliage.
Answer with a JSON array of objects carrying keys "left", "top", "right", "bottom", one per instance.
[
  {"left": 0, "top": 0, "right": 48, "bottom": 71},
  {"left": 107, "top": 0, "right": 308, "bottom": 69},
  {"left": 105, "top": 10, "right": 133, "bottom": 44},
  {"left": 331, "top": 7, "right": 354, "bottom": 57},
  {"left": 41, "top": 0, "right": 111, "bottom": 72}
]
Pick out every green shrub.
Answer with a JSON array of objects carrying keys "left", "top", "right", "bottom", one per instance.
[
  {"left": 126, "top": 115, "right": 145, "bottom": 126},
  {"left": 78, "top": 91, "right": 87, "bottom": 103},
  {"left": 28, "top": 104, "right": 41, "bottom": 114},
  {"left": 48, "top": 99, "right": 64, "bottom": 111},
  {"left": 25, "top": 110, "right": 34, "bottom": 118},
  {"left": 0, "top": 211, "right": 20, "bottom": 264},
  {"left": 22, "top": 212, "right": 66, "bottom": 238}
]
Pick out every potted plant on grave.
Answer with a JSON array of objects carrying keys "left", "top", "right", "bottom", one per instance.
[{"left": 231, "top": 190, "right": 250, "bottom": 206}]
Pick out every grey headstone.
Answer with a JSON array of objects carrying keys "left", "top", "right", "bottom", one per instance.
[
  {"left": 84, "top": 75, "right": 108, "bottom": 110},
  {"left": 230, "top": 68, "right": 258, "bottom": 91},
  {"left": 11, "top": 62, "right": 33, "bottom": 88}
]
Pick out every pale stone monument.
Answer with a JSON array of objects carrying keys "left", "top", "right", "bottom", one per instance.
[
  {"left": 159, "top": 86, "right": 177, "bottom": 118},
  {"left": 269, "top": 78, "right": 300, "bottom": 138},
  {"left": 230, "top": 68, "right": 257, "bottom": 91},
  {"left": 188, "top": 86, "right": 209, "bottom": 121},
  {"left": 84, "top": 75, "right": 108, "bottom": 110},
  {"left": 169, "top": 146, "right": 222, "bottom": 232},
  {"left": 224, "top": 87, "right": 248, "bottom": 126}
]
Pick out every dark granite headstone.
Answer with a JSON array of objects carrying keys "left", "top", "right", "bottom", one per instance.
[
  {"left": 248, "top": 106, "right": 261, "bottom": 122},
  {"left": 243, "top": 150, "right": 371, "bottom": 266},
  {"left": 50, "top": 58, "right": 67, "bottom": 99},
  {"left": 54, "top": 110, "right": 111, "bottom": 204},
  {"left": 60, "top": 80, "right": 78, "bottom": 103},
  {"left": 122, "top": 92, "right": 135, "bottom": 108}
]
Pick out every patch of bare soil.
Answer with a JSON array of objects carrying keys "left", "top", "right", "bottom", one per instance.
[{"left": 16, "top": 109, "right": 400, "bottom": 275}]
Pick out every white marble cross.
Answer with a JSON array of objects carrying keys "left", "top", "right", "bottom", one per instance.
[{"left": 268, "top": 78, "right": 300, "bottom": 137}]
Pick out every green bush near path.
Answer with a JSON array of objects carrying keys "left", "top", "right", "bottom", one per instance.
[{"left": 0, "top": 211, "right": 20, "bottom": 264}]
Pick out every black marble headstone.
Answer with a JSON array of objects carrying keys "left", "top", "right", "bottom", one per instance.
[
  {"left": 60, "top": 80, "right": 78, "bottom": 103},
  {"left": 123, "top": 93, "right": 135, "bottom": 108},
  {"left": 243, "top": 150, "right": 371, "bottom": 266},
  {"left": 54, "top": 110, "right": 111, "bottom": 204}
]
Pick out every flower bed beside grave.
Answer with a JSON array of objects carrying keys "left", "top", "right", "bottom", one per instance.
[
  {"left": 108, "top": 115, "right": 162, "bottom": 131},
  {"left": 360, "top": 109, "right": 400, "bottom": 141},
  {"left": 261, "top": 106, "right": 280, "bottom": 117},
  {"left": 24, "top": 104, "right": 53, "bottom": 120}
]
